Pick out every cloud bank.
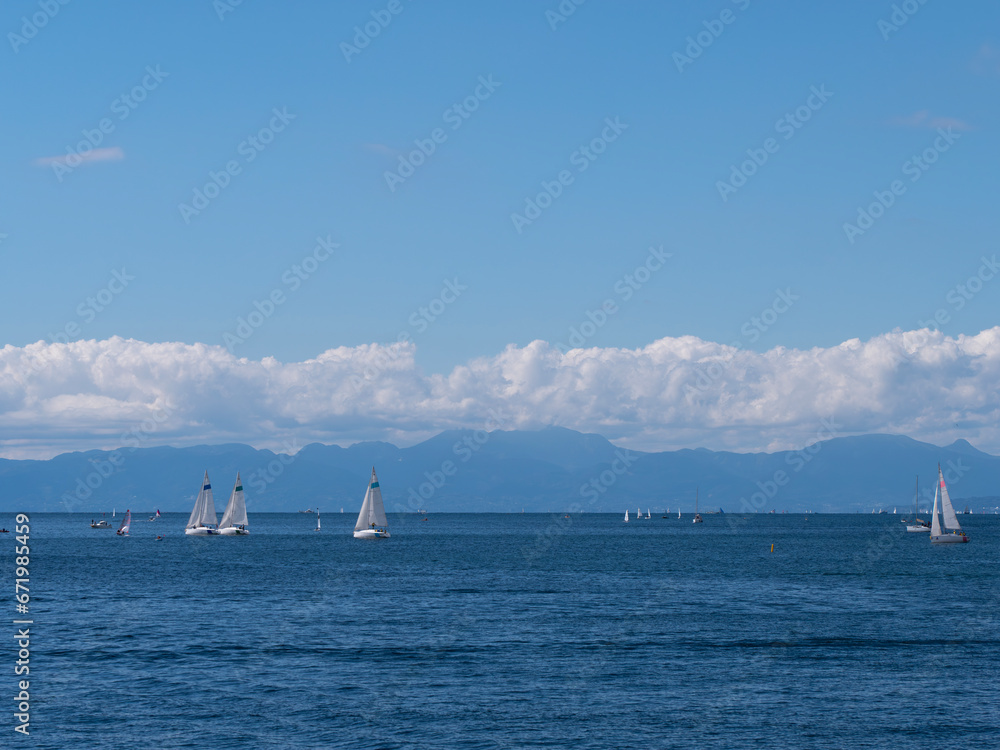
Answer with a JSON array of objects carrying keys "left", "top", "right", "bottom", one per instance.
[{"left": 2, "top": 328, "right": 999, "bottom": 459}]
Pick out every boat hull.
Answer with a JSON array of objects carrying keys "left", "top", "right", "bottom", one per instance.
[
  {"left": 218, "top": 527, "right": 249, "bottom": 536},
  {"left": 906, "top": 524, "right": 930, "bottom": 532},
  {"left": 185, "top": 527, "right": 218, "bottom": 536},
  {"left": 930, "top": 533, "right": 968, "bottom": 544},
  {"left": 353, "top": 529, "right": 390, "bottom": 539}
]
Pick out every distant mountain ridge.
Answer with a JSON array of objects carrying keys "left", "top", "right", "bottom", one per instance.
[{"left": 1, "top": 427, "right": 998, "bottom": 514}]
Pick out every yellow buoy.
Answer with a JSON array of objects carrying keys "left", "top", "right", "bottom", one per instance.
[{"left": 770, "top": 543, "right": 774, "bottom": 553}]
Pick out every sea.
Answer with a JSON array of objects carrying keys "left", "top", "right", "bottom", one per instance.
[{"left": 8, "top": 512, "right": 1000, "bottom": 749}]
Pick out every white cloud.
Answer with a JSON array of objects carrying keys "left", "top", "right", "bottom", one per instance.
[
  {"left": 1, "top": 329, "right": 999, "bottom": 459},
  {"left": 889, "top": 111, "right": 972, "bottom": 131},
  {"left": 34, "top": 147, "right": 125, "bottom": 167}
]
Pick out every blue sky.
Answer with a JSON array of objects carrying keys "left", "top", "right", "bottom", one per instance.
[{"left": 2, "top": 0, "right": 999, "bottom": 458}]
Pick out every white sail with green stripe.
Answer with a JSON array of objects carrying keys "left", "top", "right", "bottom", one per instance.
[
  {"left": 219, "top": 472, "right": 250, "bottom": 535},
  {"left": 353, "top": 467, "right": 390, "bottom": 538}
]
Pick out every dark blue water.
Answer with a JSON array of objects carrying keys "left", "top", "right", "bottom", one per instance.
[{"left": 9, "top": 512, "right": 1000, "bottom": 749}]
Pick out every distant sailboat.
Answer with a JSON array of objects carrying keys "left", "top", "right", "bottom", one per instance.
[
  {"left": 693, "top": 488, "right": 703, "bottom": 524},
  {"left": 315, "top": 507, "right": 321, "bottom": 532},
  {"left": 930, "top": 465, "right": 968, "bottom": 544},
  {"left": 149, "top": 509, "right": 161, "bottom": 522},
  {"left": 218, "top": 472, "right": 250, "bottom": 535},
  {"left": 353, "top": 467, "right": 390, "bottom": 539},
  {"left": 646, "top": 508, "right": 651, "bottom": 519},
  {"left": 677, "top": 507, "right": 681, "bottom": 519},
  {"left": 185, "top": 471, "right": 219, "bottom": 535},
  {"left": 624, "top": 509, "right": 630, "bottom": 523},
  {"left": 116, "top": 509, "right": 131, "bottom": 536},
  {"left": 905, "top": 476, "right": 930, "bottom": 532}
]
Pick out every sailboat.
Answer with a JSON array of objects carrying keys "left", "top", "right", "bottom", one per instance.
[
  {"left": 353, "top": 467, "right": 390, "bottom": 539},
  {"left": 315, "top": 508, "right": 321, "bottom": 532},
  {"left": 218, "top": 473, "right": 250, "bottom": 535},
  {"left": 930, "top": 465, "right": 968, "bottom": 544},
  {"left": 693, "top": 488, "right": 703, "bottom": 523},
  {"left": 905, "top": 476, "right": 930, "bottom": 532},
  {"left": 116, "top": 509, "right": 131, "bottom": 536},
  {"left": 624, "top": 509, "right": 629, "bottom": 523},
  {"left": 185, "top": 471, "right": 219, "bottom": 535},
  {"left": 677, "top": 507, "right": 681, "bottom": 519},
  {"left": 636, "top": 506, "right": 642, "bottom": 520},
  {"left": 646, "top": 508, "right": 651, "bottom": 519},
  {"left": 149, "top": 509, "right": 161, "bottom": 522}
]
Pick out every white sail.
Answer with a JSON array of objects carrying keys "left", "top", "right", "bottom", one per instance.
[
  {"left": 938, "top": 466, "right": 962, "bottom": 532},
  {"left": 219, "top": 472, "right": 249, "bottom": 529},
  {"left": 354, "top": 467, "right": 388, "bottom": 531},
  {"left": 186, "top": 471, "right": 218, "bottom": 529},
  {"left": 930, "top": 485, "right": 942, "bottom": 537},
  {"left": 624, "top": 509, "right": 629, "bottom": 522}
]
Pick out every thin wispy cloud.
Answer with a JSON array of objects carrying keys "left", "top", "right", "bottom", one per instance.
[
  {"left": 3, "top": 329, "right": 999, "bottom": 459},
  {"left": 971, "top": 43, "right": 1000, "bottom": 76},
  {"left": 34, "top": 146, "right": 125, "bottom": 168},
  {"left": 362, "top": 143, "right": 398, "bottom": 157},
  {"left": 889, "top": 111, "right": 972, "bottom": 131}
]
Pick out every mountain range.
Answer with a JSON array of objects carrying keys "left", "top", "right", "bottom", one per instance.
[{"left": 2, "top": 427, "right": 999, "bottom": 515}]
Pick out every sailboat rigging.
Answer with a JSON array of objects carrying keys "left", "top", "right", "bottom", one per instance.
[
  {"left": 930, "top": 464, "right": 968, "bottom": 544},
  {"left": 905, "top": 476, "right": 930, "bottom": 532},
  {"left": 218, "top": 473, "right": 250, "bottom": 535},
  {"left": 116, "top": 509, "right": 131, "bottom": 536},
  {"left": 185, "top": 471, "right": 219, "bottom": 535},
  {"left": 353, "top": 467, "right": 390, "bottom": 539}
]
